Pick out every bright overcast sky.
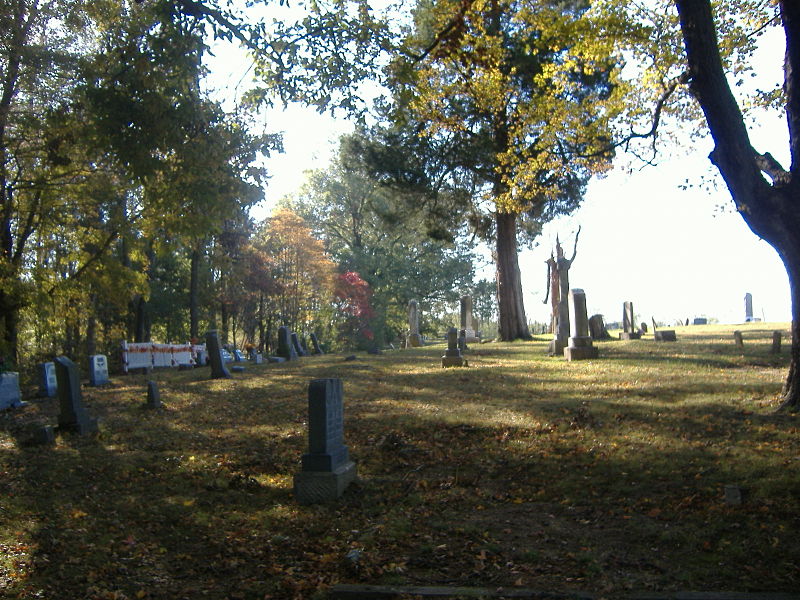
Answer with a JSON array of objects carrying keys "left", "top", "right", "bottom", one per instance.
[{"left": 206, "top": 11, "right": 791, "bottom": 327}]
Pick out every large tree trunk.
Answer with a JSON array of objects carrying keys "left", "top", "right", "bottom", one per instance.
[
  {"left": 495, "top": 211, "right": 531, "bottom": 341},
  {"left": 676, "top": 0, "right": 800, "bottom": 409}
]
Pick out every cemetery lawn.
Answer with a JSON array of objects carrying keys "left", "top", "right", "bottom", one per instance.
[{"left": 2, "top": 323, "right": 799, "bottom": 600}]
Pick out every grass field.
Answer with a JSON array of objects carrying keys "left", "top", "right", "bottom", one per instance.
[{"left": 1, "top": 322, "right": 799, "bottom": 599}]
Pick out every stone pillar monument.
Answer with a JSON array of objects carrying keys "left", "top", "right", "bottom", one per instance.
[
  {"left": 460, "top": 295, "right": 479, "bottom": 343},
  {"left": 744, "top": 292, "right": 753, "bottom": 322},
  {"left": 564, "top": 289, "right": 598, "bottom": 361},
  {"left": 442, "top": 327, "right": 467, "bottom": 367},
  {"left": 619, "top": 301, "right": 641, "bottom": 340},
  {"left": 407, "top": 300, "right": 422, "bottom": 347},
  {"left": 545, "top": 233, "right": 579, "bottom": 356}
]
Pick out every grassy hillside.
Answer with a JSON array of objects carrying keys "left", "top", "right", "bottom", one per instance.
[{"left": 1, "top": 323, "right": 798, "bottom": 599}]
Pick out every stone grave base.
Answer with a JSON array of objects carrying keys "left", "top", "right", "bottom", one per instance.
[
  {"left": 655, "top": 330, "right": 677, "bottom": 341},
  {"left": 546, "top": 338, "right": 566, "bottom": 356},
  {"left": 564, "top": 337, "right": 598, "bottom": 361},
  {"left": 294, "top": 461, "right": 357, "bottom": 505},
  {"left": 408, "top": 334, "right": 422, "bottom": 347},
  {"left": 618, "top": 332, "right": 641, "bottom": 340},
  {"left": 441, "top": 355, "right": 468, "bottom": 368},
  {"left": 58, "top": 418, "right": 100, "bottom": 436}
]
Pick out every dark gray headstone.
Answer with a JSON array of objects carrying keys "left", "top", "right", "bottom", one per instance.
[
  {"left": 294, "top": 378, "right": 357, "bottom": 504},
  {"left": 89, "top": 354, "right": 109, "bottom": 386},
  {"left": 734, "top": 330, "right": 744, "bottom": 348},
  {"left": 588, "top": 314, "right": 611, "bottom": 340},
  {"left": 693, "top": 317, "right": 708, "bottom": 325},
  {"left": 205, "top": 330, "right": 232, "bottom": 379},
  {"left": 442, "top": 327, "right": 467, "bottom": 367},
  {"left": 55, "top": 356, "right": 99, "bottom": 435},
  {"left": 277, "top": 326, "right": 298, "bottom": 360},
  {"left": 310, "top": 333, "right": 324, "bottom": 355},
  {"left": 0, "top": 372, "right": 24, "bottom": 409},
  {"left": 146, "top": 381, "right": 161, "bottom": 409},
  {"left": 772, "top": 331, "right": 782, "bottom": 354},
  {"left": 291, "top": 332, "right": 307, "bottom": 357},
  {"left": 38, "top": 362, "right": 58, "bottom": 398}
]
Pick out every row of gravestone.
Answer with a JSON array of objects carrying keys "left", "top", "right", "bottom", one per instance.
[{"left": 0, "top": 354, "right": 110, "bottom": 410}]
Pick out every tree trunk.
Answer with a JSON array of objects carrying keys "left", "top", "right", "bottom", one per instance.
[
  {"left": 495, "top": 211, "right": 531, "bottom": 341},
  {"left": 190, "top": 246, "right": 200, "bottom": 341},
  {"left": 675, "top": 0, "right": 800, "bottom": 409}
]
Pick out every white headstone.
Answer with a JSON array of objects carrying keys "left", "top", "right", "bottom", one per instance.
[{"left": 89, "top": 354, "right": 109, "bottom": 386}]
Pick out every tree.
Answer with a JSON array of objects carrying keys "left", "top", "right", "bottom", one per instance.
[
  {"left": 667, "top": 1, "right": 800, "bottom": 409},
  {"left": 382, "top": 0, "right": 618, "bottom": 340}
]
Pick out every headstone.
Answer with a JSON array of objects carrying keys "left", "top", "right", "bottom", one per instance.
[
  {"left": 37, "top": 362, "right": 58, "bottom": 398},
  {"left": 54, "top": 356, "right": 99, "bottom": 435},
  {"left": 457, "top": 329, "right": 468, "bottom": 353},
  {"left": 291, "top": 332, "right": 307, "bottom": 357},
  {"left": 588, "top": 314, "right": 610, "bottom": 340},
  {"left": 619, "top": 302, "right": 641, "bottom": 340},
  {"left": 205, "top": 330, "right": 232, "bottom": 379},
  {"left": 268, "top": 356, "right": 287, "bottom": 363},
  {"left": 693, "top": 317, "right": 708, "bottom": 325},
  {"left": 407, "top": 300, "right": 422, "bottom": 347},
  {"left": 0, "top": 372, "right": 24, "bottom": 410},
  {"left": 744, "top": 292, "right": 753, "bottom": 322},
  {"left": 564, "top": 289, "right": 598, "bottom": 361},
  {"left": 640, "top": 322, "right": 648, "bottom": 333},
  {"left": 146, "top": 381, "right": 161, "bottom": 409},
  {"left": 733, "top": 330, "right": 744, "bottom": 349},
  {"left": 231, "top": 365, "right": 246, "bottom": 373},
  {"left": 252, "top": 352, "right": 264, "bottom": 364},
  {"left": 232, "top": 349, "right": 245, "bottom": 362},
  {"left": 293, "top": 379, "right": 357, "bottom": 505},
  {"left": 772, "top": 331, "right": 782, "bottom": 354},
  {"left": 548, "top": 298, "right": 571, "bottom": 356},
  {"left": 30, "top": 425, "right": 55, "bottom": 446},
  {"left": 460, "top": 296, "right": 479, "bottom": 343},
  {"left": 651, "top": 318, "right": 677, "bottom": 342},
  {"left": 277, "top": 326, "right": 298, "bottom": 361},
  {"left": 442, "top": 327, "right": 467, "bottom": 367},
  {"left": 88, "top": 354, "right": 109, "bottom": 386},
  {"left": 310, "top": 333, "right": 325, "bottom": 355}
]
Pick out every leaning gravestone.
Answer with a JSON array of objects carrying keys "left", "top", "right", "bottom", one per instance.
[
  {"left": 293, "top": 379, "right": 357, "bottom": 505},
  {"left": 277, "top": 326, "right": 298, "bottom": 361},
  {"left": 442, "top": 327, "right": 467, "bottom": 367},
  {"left": 564, "top": 289, "right": 598, "bottom": 361},
  {"left": 588, "top": 314, "right": 611, "bottom": 340},
  {"left": 205, "top": 330, "right": 232, "bottom": 379},
  {"left": 0, "top": 371, "right": 25, "bottom": 410},
  {"left": 407, "top": 300, "right": 422, "bottom": 347},
  {"left": 619, "top": 302, "right": 641, "bottom": 340},
  {"left": 89, "top": 354, "right": 109, "bottom": 386},
  {"left": 310, "top": 333, "right": 325, "bottom": 355},
  {"left": 55, "top": 356, "right": 99, "bottom": 435},
  {"left": 37, "top": 362, "right": 58, "bottom": 397},
  {"left": 291, "top": 332, "right": 307, "bottom": 357},
  {"left": 651, "top": 318, "right": 677, "bottom": 342}
]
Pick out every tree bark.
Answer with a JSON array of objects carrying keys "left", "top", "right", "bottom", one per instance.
[
  {"left": 495, "top": 211, "right": 531, "bottom": 341},
  {"left": 675, "top": 0, "right": 800, "bottom": 409},
  {"left": 190, "top": 246, "right": 201, "bottom": 340}
]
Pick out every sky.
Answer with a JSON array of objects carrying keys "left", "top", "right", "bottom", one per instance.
[{"left": 206, "top": 11, "right": 791, "bottom": 327}]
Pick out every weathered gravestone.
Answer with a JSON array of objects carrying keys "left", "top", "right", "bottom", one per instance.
[
  {"left": 564, "top": 289, "right": 598, "bottom": 361},
  {"left": 205, "top": 330, "right": 232, "bottom": 379},
  {"left": 588, "top": 314, "right": 611, "bottom": 340},
  {"left": 460, "top": 295, "right": 479, "bottom": 343},
  {"left": 55, "top": 356, "right": 99, "bottom": 435},
  {"left": 145, "top": 380, "right": 161, "bottom": 409},
  {"left": 442, "top": 328, "right": 467, "bottom": 368},
  {"left": 291, "top": 332, "right": 307, "bottom": 357},
  {"left": 734, "top": 330, "right": 744, "bottom": 349},
  {"left": 772, "top": 330, "right": 782, "bottom": 354},
  {"left": 310, "top": 333, "right": 325, "bottom": 355},
  {"left": 37, "top": 362, "right": 58, "bottom": 398},
  {"left": 277, "top": 326, "right": 298, "bottom": 361},
  {"left": 693, "top": 317, "right": 708, "bottom": 325},
  {"left": 0, "top": 371, "right": 25, "bottom": 410},
  {"left": 89, "top": 354, "right": 109, "bottom": 386},
  {"left": 252, "top": 352, "right": 264, "bottom": 364},
  {"left": 293, "top": 379, "right": 358, "bottom": 505},
  {"left": 407, "top": 300, "right": 422, "bottom": 347},
  {"left": 619, "top": 302, "right": 641, "bottom": 340},
  {"left": 744, "top": 292, "right": 754, "bottom": 322},
  {"left": 651, "top": 318, "right": 677, "bottom": 342},
  {"left": 458, "top": 329, "right": 468, "bottom": 353}
]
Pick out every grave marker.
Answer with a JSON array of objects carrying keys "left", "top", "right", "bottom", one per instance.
[
  {"left": 310, "top": 333, "right": 325, "bottom": 355},
  {"left": 564, "top": 289, "right": 598, "bottom": 361},
  {"left": 651, "top": 318, "right": 677, "bottom": 342},
  {"left": 293, "top": 379, "right": 357, "bottom": 505},
  {"left": 588, "top": 314, "right": 611, "bottom": 340},
  {"left": 291, "top": 332, "right": 307, "bottom": 357},
  {"left": 37, "top": 362, "right": 58, "bottom": 398},
  {"left": 0, "top": 372, "right": 24, "bottom": 410},
  {"left": 146, "top": 381, "right": 162, "bottom": 409},
  {"left": 55, "top": 356, "right": 99, "bottom": 435},
  {"left": 205, "top": 330, "right": 232, "bottom": 379},
  {"left": 734, "top": 330, "right": 744, "bottom": 349},
  {"left": 277, "top": 326, "right": 298, "bottom": 360},
  {"left": 772, "top": 331, "right": 782, "bottom": 354},
  {"left": 744, "top": 292, "right": 754, "bottom": 322},
  {"left": 442, "top": 328, "right": 467, "bottom": 367},
  {"left": 460, "top": 295, "right": 479, "bottom": 343},
  {"left": 407, "top": 300, "right": 422, "bottom": 347},
  {"left": 619, "top": 302, "right": 641, "bottom": 340},
  {"left": 89, "top": 354, "right": 109, "bottom": 386}
]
